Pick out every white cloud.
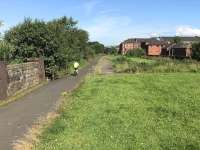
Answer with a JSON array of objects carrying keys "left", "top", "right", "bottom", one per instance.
[
  {"left": 0, "top": 21, "right": 9, "bottom": 35},
  {"left": 176, "top": 26, "right": 200, "bottom": 36},
  {"left": 150, "top": 33, "right": 160, "bottom": 37}
]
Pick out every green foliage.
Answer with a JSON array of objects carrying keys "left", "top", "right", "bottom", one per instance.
[
  {"left": 105, "top": 46, "right": 118, "bottom": 55},
  {"left": 0, "top": 40, "right": 14, "bottom": 61},
  {"left": 35, "top": 74, "right": 200, "bottom": 150},
  {"left": 171, "top": 36, "right": 182, "bottom": 44},
  {"left": 4, "top": 17, "right": 92, "bottom": 79},
  {"left": 126, "top": 48, "right": 145, "bottom": 57},
  {"left": 192, "top": 42, "right": 200, "bottom": 61},
  {"left": 89, "top": 41, "right": 104, "bottom": 54},
  {"left": 112, "top": 56, "right": 200, "bottom": 73}
]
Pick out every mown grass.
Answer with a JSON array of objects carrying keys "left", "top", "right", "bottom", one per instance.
[
  {"left": 34, "top": 74, "right": 200, "bottom": 150},
  {"left": 112, "top": 56, "right": 200, "bottom": 73}
]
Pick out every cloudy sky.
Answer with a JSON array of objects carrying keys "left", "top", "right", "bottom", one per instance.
[{"left": 0, "top": 0, "right": 200, "bottom": 45}]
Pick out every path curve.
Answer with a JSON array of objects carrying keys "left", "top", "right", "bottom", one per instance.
[{"left": 0, "top": 57, "right": 99, "bottom": 150}]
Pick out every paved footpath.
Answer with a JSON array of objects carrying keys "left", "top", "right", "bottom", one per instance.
[{"left": 0, "top": 58, "right": 98, "bottom": 150}]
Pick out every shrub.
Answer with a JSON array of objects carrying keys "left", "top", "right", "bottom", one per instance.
[
  {"left": 105, "top": 46, "right": 118, "bottom": 55},
  {"left": 192, "top": 42, "right": 200, "bottom": 61},
  {"left": 88, "top": 41, "right": 104, "bottom": 54},
  {"left": 0, "top": 40, "right": 14, "bottom": 61},
  {"left": 126, "top": 48, "right": 145, "bottom": 57},
  {"left": 4, "top": 17, "right": 92, "bottom": 78}
]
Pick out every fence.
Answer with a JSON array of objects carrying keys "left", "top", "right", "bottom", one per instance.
[{"left": 0, "top": 58, "right": 45, "bottom": 100}]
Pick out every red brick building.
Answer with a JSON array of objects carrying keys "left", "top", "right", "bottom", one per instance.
[
  {"left": 119, "top": 38, "right": 145, "bottom": 54},
  {"left": 119, "top": 36, "right": 200, "bottom": 57}
]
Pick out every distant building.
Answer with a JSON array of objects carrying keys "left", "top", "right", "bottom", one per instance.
[
  {"left": 119, "top": 38, "right": 145, "bottom": 54},
  {"left": 119, "top": 36, "right": 200, "bottom": 57},
  {"left": 169, "top": 43, "right": 192, "bottom": 58}
]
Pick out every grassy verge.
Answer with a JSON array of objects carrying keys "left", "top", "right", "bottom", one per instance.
[
  {"left": 34, "top": 73, "right": 200, "bottom": 150},
  {"left": 111, "top": 56, "right": 200, "bottom": 73},
  {"left": 0, "top": 82, "right": 47, "bottom": 107}
]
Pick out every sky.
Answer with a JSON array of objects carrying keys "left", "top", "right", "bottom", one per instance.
[{"left": 0, "top": 0, "right": 200, "bottom": 45}]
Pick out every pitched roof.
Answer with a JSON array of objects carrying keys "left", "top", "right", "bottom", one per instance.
[
  {"left": 124, "top": 38, "right": 147, "bottom": 43},
  {"left": 172, "top": 43, "right": 191, "bottom": 49},
  {"left": 123, "top": 36, "right": 200, "bottom": 44},
  {"left": 160, "top": 36, "right": 200, "bottom": 42}
]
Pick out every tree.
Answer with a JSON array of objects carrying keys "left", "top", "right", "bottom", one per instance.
[
  {"left": 4, "top": 16, "right": 91, "bottom": 79},
  {"left": 172, "top": 36, "right": 182, "bottom": 44},
  {"left": 192, "top": 42, "right": 200, "bottom": 61},
  {"left": 105, "top": 46, "right": 118, "bottom": 55},
  {"left": 0, "top": 20, "right": 3, "bottom": 39},
  {"left": 89, "top": 41, "right": 104, "bottom": 54},
  {"left": 0, "top": 40, "right": 14, "bottom": 61}
]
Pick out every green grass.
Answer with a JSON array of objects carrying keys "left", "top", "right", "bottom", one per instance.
[
  {"left": 34, "top": 73, "right": 200, "bottom": 150},
  {"left": 112, "top": 56, "right": 200, "bottom": 73}
]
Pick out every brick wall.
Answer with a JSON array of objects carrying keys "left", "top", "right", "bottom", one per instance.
[
  {"left": 148, "top": 45, "right": 162, "bottom": 56},
  {"left": 122, "top": 42, "right": 141, "bottom": 54},
  {"left": 0, "top": 58, "right": 45, "bottom": 100}
]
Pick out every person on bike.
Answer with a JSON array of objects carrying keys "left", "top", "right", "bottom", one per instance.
[{"left": 73, "top": 61, "right": 80, "bottom": 75}]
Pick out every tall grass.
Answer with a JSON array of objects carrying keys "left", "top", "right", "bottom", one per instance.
[{"left": 112, "top": 56, "right": 200, "bottom": 73}]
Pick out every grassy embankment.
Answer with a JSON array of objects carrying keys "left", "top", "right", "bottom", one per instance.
[{"left": 34, "top": 56, "right": 200, "bottom": 150}]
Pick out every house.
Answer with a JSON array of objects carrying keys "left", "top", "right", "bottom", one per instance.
[
  {"left": 119, "top": 38, "right": 146, "bottom": 54},
  {"left": 119, "top": 37, "right": 170, "bottom": 56},
  {"left": 141, "top": 38, "right": 168, "bottom": 56},
  {"left": 160, "top": 36, "right": 200, "bottom": 44},
  {"left": 119, "top": 36, "right": 200, "bottom": 57},
  {"left": 169, "top": 43, "right": 192, "bottom": 58}
]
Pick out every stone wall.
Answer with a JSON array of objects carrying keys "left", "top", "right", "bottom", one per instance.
[
  {"left": 0, "top": 62, "right": 8, "bottom": 100},
  {"left": 0, "top": 58, "right": 45, "bottom": 100}
]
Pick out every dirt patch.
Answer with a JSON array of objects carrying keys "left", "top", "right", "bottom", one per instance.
[{"left": 95, "top": 56, "right": 113, "bottom": 74}]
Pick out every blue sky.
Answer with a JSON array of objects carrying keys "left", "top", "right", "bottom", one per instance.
[{"left": 1, "top": 0, "right": 200, "bottom": 45}]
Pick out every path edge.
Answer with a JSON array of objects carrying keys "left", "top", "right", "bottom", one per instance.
[{"left": 13, "top": 56, "right": 101, "bottom": 150}]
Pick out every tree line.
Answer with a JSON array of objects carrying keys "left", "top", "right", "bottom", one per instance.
[{"left": 0, "top": 16, "right": 104, "bottom": 78}]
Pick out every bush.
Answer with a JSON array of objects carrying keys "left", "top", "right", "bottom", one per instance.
[
  {"left": 126, "top": 48, "right": 145, "bottom": 57},
  {"left": 105, "top": 46, "right": 118, "bottom": 55},
  {"left": 192, "top": 42, "right": 200, "bottom": 61},
  {"left": 0, "top": 40, "right": 14, "bottom": 61},
  {"left": 4, "top": 17, "right": 93, "bottom": 78},
  {"left": 88, "top": 41, "right": 104, "bottom": 54}
]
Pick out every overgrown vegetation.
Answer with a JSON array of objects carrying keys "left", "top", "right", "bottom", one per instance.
[
  {"left": 105, "top": 46, "right": 118, "bottom": 55},
  {"left": 34, "top": 74, "right": 200, "bottom": 150},
  {"left": 192, "top": 42, "right": 200, "bottom": 61},
  {"left": 1, "top": 17, "right": 104, "bottom": 78},
  {"left": 0, "top": 40, "right": 14, "bottom": 61},
  {"left": 88, "top": 41, "right": 104, "bottom": 54},
  {"left": 126, "top": 48, "right": 146, "bottom": 57},
  {"left": 112, "top": 56, "right": 200, "bottom": 73}
]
